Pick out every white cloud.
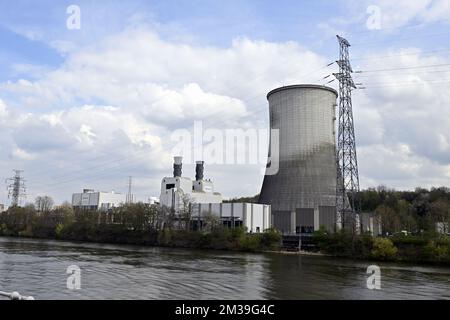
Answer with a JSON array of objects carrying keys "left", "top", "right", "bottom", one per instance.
[
  {"left": 1, "top": 23, "right": 450, "bottom": 203},
  {"left": 0, "top": 99, "right": 7, "bottom": 120},
  {"left": 352, "top": 47, "right": 450, "bottom": 189},
  {"left": 12, "top": 148, "right": 35, "bottom": 161},
  {"left": 0, "top": 27, "right": 328, "bottom": 203}
]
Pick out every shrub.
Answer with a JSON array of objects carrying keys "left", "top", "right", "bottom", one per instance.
[
  {"left": 239, "top": 234, "right": 263, "bottom": 252},
  {"left": 18, "top": 225, "right": 34, "bottom": 237},
  {"left": 261, "top": 228, "right": 282, "bottom": 250},
  {"left": 371, "top": 238, "right": 398, "bottom": 260},
  {"left": 55, "top": 223, "right": 64, "bottom": 238},
  {"left": 420, "top": 241, "right": 450, "bottom": 262}
]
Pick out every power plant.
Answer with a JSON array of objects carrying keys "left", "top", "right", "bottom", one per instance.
[
  {"left": 3, "top": 35, "right": 380, "bottom": 242},
  {"left": 160, "top": 157, "right": 271, "bottom": 233},
  {"left": 258, "top": 85, "right": 338, "bottom": 234}
]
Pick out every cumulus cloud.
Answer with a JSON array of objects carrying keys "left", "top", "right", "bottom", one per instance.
[
  {"left": 0, "top": 27, "right": 328, "bottom": 203},
  {"left": 352, "top": 47, "right": 450, "bottom": 188},
  {"left": 0, "top": 99, "right": 7, "bottom": 120},
  {"left": 1, "top": 21, "right": 449, "bottom": 203}
]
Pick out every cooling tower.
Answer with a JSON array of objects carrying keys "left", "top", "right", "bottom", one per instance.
[{"left": 258, "top": 85, "right": 338, "bottom": 234}]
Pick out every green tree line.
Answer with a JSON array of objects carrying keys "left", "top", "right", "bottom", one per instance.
[
  {"left": 0, "top": 200, "right": 281, "bottom": 252},
  {"left": 359, "top": 186, "right": 450, "bottom": 235}
]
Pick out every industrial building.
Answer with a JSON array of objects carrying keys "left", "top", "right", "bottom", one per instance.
[
  {"left": 360, "top": 212, "right": 382, "bottom": 236},
  {"left": 191, "top": 203, "right": 271, "bottom": 233},
  {"left": 72, "top": 189, "right": 126, "bottom": 211},
  {"left": 160, "top": 157, "right": 222, "bottom": 209},
  {"left": 160, "top": 157, "right": 271, "bottom": 232},
  {"left": 259, "top": 84, "right": 338, "bottom": 234},
  {"left": 0, "top": 204, "right": 4, "bottom": 212}
]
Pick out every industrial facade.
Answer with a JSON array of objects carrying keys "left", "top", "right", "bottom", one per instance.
[
  {"left": 259, "top": 85, "right": 338, "bottom": 234},
  {"left": 159, "top": 157, "right": 222, "bottom": 210},
  {"left": 72, "top": 189, "right": 126, "bottom": 211},
  {"left": 191, "top": 203, "right": 271, "bottom": 233},
  {"left": 160, "top": 157, "right": 271, "bottom": 232}
]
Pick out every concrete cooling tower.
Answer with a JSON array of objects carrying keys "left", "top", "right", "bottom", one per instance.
[{"left": 258, "top": 85, "right": 338, "bottom": 234}]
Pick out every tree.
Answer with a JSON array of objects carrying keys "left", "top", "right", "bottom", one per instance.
[
  {"left": 430, "top": 199, "right": 450, "bottom": 234},
  {"left": 375, "top": 204, "right": 400, "bottom": 235},
  {"left": 397, "top": 199, "right": 417, "bottom": 232},
  {"left": 35, "top": 196, "right": 54, "bottom": 213},
  {"left": 179, "top": 194, "right": 192, "bottom": 231},
  {"left": 202, "top": 212, "right": 220, "bottom": 231}
]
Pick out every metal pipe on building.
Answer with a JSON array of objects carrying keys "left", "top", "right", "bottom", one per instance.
[
  {"left": 173, "top": 156, "right": 183, "bottom": 177},
  {"left": 195, "top": 161, "right": 204, "bottom": 181}
]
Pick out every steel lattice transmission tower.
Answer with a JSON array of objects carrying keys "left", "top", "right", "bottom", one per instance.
[
  {"left": 333, "top": 35, "right": 361, "bottom": 232},
  {"left": 126, "top": 176, "right": 134, "bottom": 204},
  {"left": 6, "top": 170, "right": 26, "bottom": 207}
]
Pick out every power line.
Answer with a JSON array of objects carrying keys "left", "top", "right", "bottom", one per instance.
[
  {"left": 361, "top": 78, "right": 450, "bottom": 88},
  {"left": 352, "top": 31, "right": 450, "bottom": 46},
  {"left": 357, "top": 63, "right": 450, "bottom": 73},
  {"left": 352, "top": 48, "right": 450, "bottom": 61},
  {"left": 354, "top": 68, "right": 450, "bottom": 78},
  {"left": 345, "top": 17, "right": 450, "bottom": 37}
]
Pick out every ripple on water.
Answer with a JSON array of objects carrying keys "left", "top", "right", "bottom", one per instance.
[{"left": 0, "top": 237, "right": 449, "bottom": 300}]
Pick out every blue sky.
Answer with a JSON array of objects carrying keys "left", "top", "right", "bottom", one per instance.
[
  {"left": 3, "top": 0, "right": 446, "bottom": 79},
  {"left": 1, "top": 0, "right": 450, "bottom": 204}
]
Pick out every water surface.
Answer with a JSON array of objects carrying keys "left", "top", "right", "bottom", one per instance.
[{"left": 0, "top": 237, "right": 449, "bottom": 299}]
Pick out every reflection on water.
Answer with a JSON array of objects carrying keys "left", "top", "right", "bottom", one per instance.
[{"left": 0, "top": 237, "right": 449, "bottom": 300}]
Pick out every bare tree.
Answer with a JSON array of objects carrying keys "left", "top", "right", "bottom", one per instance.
[
  {"left": 202, "top": 212, "right": 220, "bottom": 232},
  {"left": 35, "top": 196, "right": 54, "bottom": 213},
  {"left": 180, "top": 194, "right": 192, "bottom": 231},
  {"left": 430, "top": 199, "right": 450, "bottom": 234}
]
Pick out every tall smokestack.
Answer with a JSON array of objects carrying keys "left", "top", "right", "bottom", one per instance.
[
  {"left": 173, "top": 156, "right": 183, "bottom": 177},
  {"left": 195, "top": 161, "right": 204, "bottom": 181}
]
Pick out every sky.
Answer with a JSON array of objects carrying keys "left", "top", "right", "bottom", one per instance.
[{"left": 1, "top": 0, "right": 450, "bottom": 205}]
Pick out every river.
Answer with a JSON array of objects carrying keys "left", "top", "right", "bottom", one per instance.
[{"left": 0, "top": 237, "right": 449, "bottom": 300}]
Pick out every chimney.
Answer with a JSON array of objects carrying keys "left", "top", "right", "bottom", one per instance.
[
  {"left": 173, "top": 156, "right": 183, "bottom": 177},
  {"left": 195, "top": 161, "right": 204, "bottom": 181}
]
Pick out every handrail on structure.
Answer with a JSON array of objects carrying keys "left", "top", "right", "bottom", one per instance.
[{"left": 0, "top": 290, "right": 35, "bottom": 300}]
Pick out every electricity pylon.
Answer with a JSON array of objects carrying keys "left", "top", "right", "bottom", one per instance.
[{"left": 333, "top": 35, "right": 361, "bottom": 233}]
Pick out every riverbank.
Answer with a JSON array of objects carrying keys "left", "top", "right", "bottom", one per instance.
[
  {"left": 0, "top": 205, "right": 283, "bottom": 253},
  {"left": 0, "top": 228, "right": 282, "bottom": 253},
  {"left": 264, "top": 249, "right": 329, "bottom": 256},
  {"left": 1, "top": 205, "right": 449, "bottom": 264},
  {"left": 312, "top": 228, "right": 450, "bottom": 266}
]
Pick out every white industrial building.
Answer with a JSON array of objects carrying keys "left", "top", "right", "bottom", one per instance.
[
  {"left": 72, "top": 189, "right": 126, "bottom": 211},
  {"left": 191, "top": 203, "right": 271, "bottom": 233},
  {"left": 160, "top": 157, "right": 222, "bottom": 210},
  {"left": 160, "top": 157, "right": 271, "bottom": 232},
  {"left": 360, "top": 212, "right": 382, "bottom": 236},
  {"left": 0, "top": 204, "right": 5, "bottom": 212}
]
